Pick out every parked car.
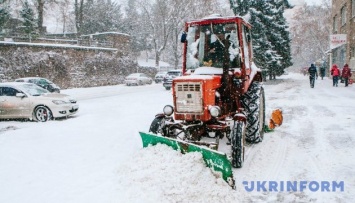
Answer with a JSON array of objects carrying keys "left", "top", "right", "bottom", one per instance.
[
  {"left": 0, "top": 82, "right": 78, "bottom": 122},
  {"left": 124, "top": 73, "right": 153, "bottom": 86},
  {"left": 154, "top": 71, "right": 167, "bottom": 83},
  {"left": 163, "top": 70, "right": 183, "bottom": 90},
  {"left": 15, "top": 77, "right": 61, "bottom": 93}
]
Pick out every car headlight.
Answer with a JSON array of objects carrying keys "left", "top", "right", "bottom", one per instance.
[
  {"left": 209, "top": 106, "right": 221, "bottom": 117},
  {"left": 163, "top": 105, "right": 174, "bottom": 116},
  {"left": 52, "top": 100, "right": 67, "bottom": 105}
]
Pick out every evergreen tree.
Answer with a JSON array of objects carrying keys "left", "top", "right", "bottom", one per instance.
[
  {"left": 81, "top": 0, "right": 124, "bottom": 35},
  {"left": 230, "top": 0, "right": 249, "bottom": 16},
  {"left": 268, "top": 0, "right": 293, "bottom": 76},
  {"left": 21, "top": 1, "right": 36, "bottom": 39},
  {"left": 230, "top": 0, "right": 293, "bottom": 80},
  {"left": 123, "top": 0, "right": 151, "bottom": 56},
  {"left": 0, "top": 5, "right": 10, "bottom": 33},
  {"left": 249, "top": 0, "right": 280, "bottom": 80}
]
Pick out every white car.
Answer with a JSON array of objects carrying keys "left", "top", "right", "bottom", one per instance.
[
  {"left": 124, "top": 73, "right": 153, "bottom": 86},
  {"left": 0, "top": 82, "right": 79, "bottom": 122}
]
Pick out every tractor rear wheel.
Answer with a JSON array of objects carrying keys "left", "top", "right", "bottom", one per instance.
[
  {"left": 242, "top": 82, "right": 265, "bottom": 143},
  {"left": 149, "top": 116, "right": 167, "bottom": 136},
  {"left": 231, "top": 120, "right": 245, "bottom": 168}
]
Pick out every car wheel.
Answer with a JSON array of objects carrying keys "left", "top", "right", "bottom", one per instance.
[
  {"left": 139, "top": 81, "right": 143, "bottom": 85},
  {"left": 55, "top": 89, "right": 60, "bottom": 93},
  {"left": 165, "top": 87, "right": 171, "bottom": 90},
  {"left": 33, "top": 106, "right": 52, "bottom": 122}
]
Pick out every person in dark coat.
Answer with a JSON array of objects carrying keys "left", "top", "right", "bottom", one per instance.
[
  {"left": 308, "top": 64, "right": 318, "bottom": 88},
  {"left": 320, "top": 66, "right": 326, "bottom": 80},
  {"left": 341, "top": 64, "right": 352, "bottom": 87},
  {"left": 206, "top": 33, "right": 230, "bottom": 68},
  {"left": 330, "top": 64, "right": 340, "bottom": 87}
]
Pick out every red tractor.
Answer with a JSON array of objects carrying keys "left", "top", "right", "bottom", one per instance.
[{"left": 140, "top": 15, "right": 265, "bottom": 187}]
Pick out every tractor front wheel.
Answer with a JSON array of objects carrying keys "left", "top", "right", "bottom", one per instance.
[
  {"left": 242, "top": 82, "right": 265, "bottom": 143},
  {"left": 231, "top": 120, "right": 245, "bottom": 168},
  {"left": 149, "top": 116, "right": 167, "bottom": 136}
]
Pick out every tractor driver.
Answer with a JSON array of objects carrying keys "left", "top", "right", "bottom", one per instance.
[{"left": 206, "top": 32, "right": 229, "bottom": 68}]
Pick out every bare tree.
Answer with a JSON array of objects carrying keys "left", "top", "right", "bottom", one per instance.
[
  {"left": 136, "top": 0, "right": 229, "bottom": 69},
  {"left": 36, "top": 0, "right": 58, "bottom": 35},
  {"left": 74, "top": 0, "right": 84, "bottom": 37},
  {"left": 137, "top": 0, "right": 175, "bottom": 69},
  {"left": 290, "top": 0, "right": 331, "bottom": 68}
]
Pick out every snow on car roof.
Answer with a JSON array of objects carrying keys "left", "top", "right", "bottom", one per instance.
[
  {"left": 15, "top": 77, "right": 43, "bottom": 80},
  {"left": 0, "top": 81, "right": 31, "bottom": 86}
]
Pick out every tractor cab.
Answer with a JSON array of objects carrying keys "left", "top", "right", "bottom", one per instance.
[{"left": 181, "top": 15, "right": 254, "bottom": 81}]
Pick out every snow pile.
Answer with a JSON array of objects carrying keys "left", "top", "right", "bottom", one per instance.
[{"left": 117, "top": 144, "right": 237, "bottom": 203}]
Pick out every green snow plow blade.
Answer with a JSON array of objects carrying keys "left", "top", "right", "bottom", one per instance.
[{"left": 139, "top": 131, "right": 235, "bottom": 188}]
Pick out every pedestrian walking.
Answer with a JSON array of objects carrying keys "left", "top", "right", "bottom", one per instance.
[
  {"left": 330, "top": 64, "right": 340, "bottom": 87},
  {"left": 320, "top": 66, "right": 326, "bottom": 80},
  {"left": 341, "top": 64, "right": 352, "bottom": 87},
  {"left": 308, "top": 64, "right": 318, "bottom": 88}
]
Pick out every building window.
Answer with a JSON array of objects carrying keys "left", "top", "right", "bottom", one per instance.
[
  {"left": 351, "top": 47, "right": 355, "bottom": 58},
  {"left": 352, "top": 0, "right": 355, "bottom": 17},
  {"left": 333, "top": 15, "right": 338, "bottom": 33},
  {"left": 341, "top": 6, "right": 346, "bottom": 25}
]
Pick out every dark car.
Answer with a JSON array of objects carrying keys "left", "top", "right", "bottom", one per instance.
[
  {"left": 154, "top": 71, "right": 167, "bottom": 83},
  {"left": 163, "top": 70, "right": 182, "bottom": 90},
  {"left": 15, "top": 77, "right": 61, "bottom": 93}
]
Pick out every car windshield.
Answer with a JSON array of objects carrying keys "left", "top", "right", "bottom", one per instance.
[
  {"left": 20, "top": 83, "right": 49, "bottom": 96},
  {"left": 38, "top": 79, "right": 52, "bottom": 85},
  {"left": 167, "top": 71, "right": 181, "bottom": 76},
  {"left": 185, "top": 23, "right": 240, "bottom": 70}
]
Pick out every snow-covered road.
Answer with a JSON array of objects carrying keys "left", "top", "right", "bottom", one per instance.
[{"left": 0, "top": 73, "right": 354, "bottom": 203}]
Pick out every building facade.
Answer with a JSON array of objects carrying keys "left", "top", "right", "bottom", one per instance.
[{"left": 331, "top": 0, "right": 355, "bottom": 71}]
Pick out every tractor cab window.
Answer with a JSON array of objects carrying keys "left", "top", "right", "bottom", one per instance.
[
  {"left": 242, "top": 25, "right": 252, "bottom": 69},
  {"left": 186, "top": 23, "right": 240, "bottom": 70}
]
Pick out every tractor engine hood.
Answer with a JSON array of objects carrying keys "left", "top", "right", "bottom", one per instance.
[{"left": 172, "top": 75, "right": 221, "bottom": 121}]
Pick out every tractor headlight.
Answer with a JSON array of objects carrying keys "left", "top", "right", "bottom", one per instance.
[
  {"left": 163, "top": 105, "right": 174, "bottom": 116},
  {"left": 209, "top": 106, "right": 221, "bottom": 117}
]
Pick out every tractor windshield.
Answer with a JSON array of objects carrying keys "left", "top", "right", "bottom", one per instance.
[{"left": 186, "top": 23, "right": 241, "bottom": 70}]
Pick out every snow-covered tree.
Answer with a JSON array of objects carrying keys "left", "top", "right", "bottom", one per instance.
[
  {"left": 80, "top": 0, "right": 123, "bottom": 35},
  {"left": 74, "top": 0, "right": 85, "bottom": 36},
  {"left": 35, "top": 0, "right": 58, "bottom": 35},
  {"left": 0, "top": 4, "right": 10, "bottom": 33},
  {"left": 230, "top": 0, "right": 293, "bottom": 80},
  {"left": 58, "top": 0, "right": 74, "bottom": 34},
  {"left": 267, "top": 0, "right": 293, "bottom": 77},
  {"left": 137, "top": 0, "right": 227, "bottom": 69},
  {"left": 20, "top": 1, "right": 36, "bottom": 40},
  {"left": 135, "top": 0, "right": 175, "bottom": 68},
  {"left": 290, "top": 1, "right": 331, "bottom": 68},
  {"left": 122, "top": 0, "right": 150, "bottom": 58}
]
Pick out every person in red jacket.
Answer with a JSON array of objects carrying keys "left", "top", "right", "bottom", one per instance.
[
  {"left": 341, "top": 64, "right": 352, "bottom": 87},
  {"left": 330, "top": 64, "right": 340, "bottom": 87}
]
